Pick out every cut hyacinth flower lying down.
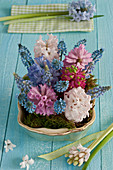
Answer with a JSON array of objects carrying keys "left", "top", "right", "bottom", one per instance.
[
  {"left": 65, "top": 144, "right": 91, "bottom": 166},
  {"left": 38, "top": 123, "right": 113, "bottom": 169},
  {"left": 0, "top": 0, "right": 104, "bottom": 25},
  {"left": 65, "top": 123, "right": 113, "bottom": 168},
  {"left": 14, "top": 33, "right": 111, "bottom": 129}
]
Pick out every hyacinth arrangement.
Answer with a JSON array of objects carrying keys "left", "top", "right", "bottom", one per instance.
[
  {"left": 0, "top": 0, "right": 103, "bottom": 25},
  {"left": 14, "top": 34, "right": 111, "bottom": 129}
]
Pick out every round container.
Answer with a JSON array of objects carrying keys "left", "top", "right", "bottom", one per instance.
[{"left": 17, "top": 102, "right": 95, "bottom": 141}]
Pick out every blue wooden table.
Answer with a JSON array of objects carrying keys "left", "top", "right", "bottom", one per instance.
[{"left": 0, "top": 0, "right": 113, "bottom": 169}]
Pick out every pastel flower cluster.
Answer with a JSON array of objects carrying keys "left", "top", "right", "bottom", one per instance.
[
  {"left": 14, "top": 34, "right": 110, "bottom": 123},
  {"left": 65, "top": 144, "right": 91, "bottom": 166},
  {"left": 27, "top": 84, "right": 57, "bottom": 116},
  {"left": 61, "top": 66, "right": 86, "bottom": 90},
  {"left": 34, "top": 34, "right": 59, "bottom": 62},
  {"left": 63, "top": 44, "right": 92, "bottom": 69},
  {"left": 64, "top": 87, "right": 92, "bottom": 122},
  {"left": 68, "top": 0, "right": 96, "bottom": 22}
]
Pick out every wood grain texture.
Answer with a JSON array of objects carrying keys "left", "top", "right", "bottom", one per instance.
[
  {"left": 0, "top": 0, "right": 113, "bottom": 169},
  {"left": 97, "top": 0, "right": 113, "bottom": 169},
  {"left": 0, "top": 0, "right": 27, "bottom": 166}
]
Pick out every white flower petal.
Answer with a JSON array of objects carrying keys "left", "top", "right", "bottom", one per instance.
[
  {"left": 23, "top": 155, "right": 29, "bottom": 161},
  {"left": 28, "top": 158, "right": 34, "bottom": 165},
  {"left": 79, "top": 152, "right": 85, "bottom": 158},
  {"left": 4, "top": 140, "right": 16, "bottom": 153},
  {"left": 64, "top": 87, "right": 92, "bottom": 123}
]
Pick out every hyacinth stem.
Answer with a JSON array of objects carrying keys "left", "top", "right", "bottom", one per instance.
[
  {"left": 4, "top": 15, "right": 63, "bottom": 25},
  {"left": 88, "top": 123, "right": 113, "bottom": 151},
  {"left": 3, "top": 14, "right": 104, "bottom": 25},
  {"left": 82, "top": 130, "right": 113, "bottom": 170},
  {"left": 60, "top": 51, "right": 63, "bottom": 61},
  {"left": 0, "top": 11, "right": 69, "bottom": 21}
]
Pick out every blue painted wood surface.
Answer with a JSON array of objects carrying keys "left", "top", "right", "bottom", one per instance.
[{"left": 0, "top": 0, "right": 113, "bottom": 169}]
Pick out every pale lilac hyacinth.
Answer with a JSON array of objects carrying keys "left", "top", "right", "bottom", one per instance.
[
  {"left": 64, "top": 87, "right": 92, "bottom": 122},
  {"left": 65, "top": 144, "right": 91, "bottom": 166},
  {"left": 63, "top": 44, "right": 92, "bottom": 69},
  {"left": 27, "top": 84, "right": 57, "bottom": 116},
  {"left": 34, "top": 34, "right": 59, "bottom": 62}
]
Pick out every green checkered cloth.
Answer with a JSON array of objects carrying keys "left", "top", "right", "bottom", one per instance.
[{"left": 8, "top": 4, "right": 94, "bottom": 33}]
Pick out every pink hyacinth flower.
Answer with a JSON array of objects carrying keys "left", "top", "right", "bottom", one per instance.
[
  {"left": 61, "top": 66, "right": 86, "bottom": 90},
  {"left": 63, "top": 44, "right": 92, "bottom": 69},
  {"left": 27, "top": 84, "right": 57, "bottom": 116}
]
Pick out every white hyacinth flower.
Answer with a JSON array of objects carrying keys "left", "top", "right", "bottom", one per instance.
[
  {"left": 34, "top": 34, "right": 59, "bottom": 62},
  {"left": 4, "top": 139, "right": 16, "bottom": 153},
  {"left": 64, "top": 87, "right": 92, "bottom": 123},
  {"left": 65, "top": 144, "right": 91, "bottom": 166},
  {"left": 20, "top": 155, "right": 34, "bottom": 170}
]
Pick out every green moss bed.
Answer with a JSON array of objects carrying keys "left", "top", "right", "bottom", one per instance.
[{"left": 22, "top": 108, "right": 94, "bottom": 129}]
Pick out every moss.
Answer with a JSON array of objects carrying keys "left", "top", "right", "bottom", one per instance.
[
  {"left": 23, "top": 112, "right": 75, "bottom": 129},
  {"left": 45, "top": 114, "right": 75, "bottom": 129},
  {"left": 23, "top": 100, "right": 94, "bottom": 129},
  {"left": 23, "top": 108, "right": 94, "bottom": 129},
  {"left": 24, "top": 114, "right": 45, "bottom": 128}
]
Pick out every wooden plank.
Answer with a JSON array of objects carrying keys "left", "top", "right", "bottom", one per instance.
[
  {"left": 0, "top": 0, "right": 27, "bottom": 166},
  {"left": 97, "top": 0, "right": 113, "bottom": 169}
]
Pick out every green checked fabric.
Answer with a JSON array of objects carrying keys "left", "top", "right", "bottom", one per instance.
[{"left": 8, "top": 4, "right": 94, "bottom": 33}]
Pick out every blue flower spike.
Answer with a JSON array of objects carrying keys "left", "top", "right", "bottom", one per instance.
[
  {"left": 58, "top": 40, "right": 67, "bottom": 60},
  {"left": 54, "top": 98, "right": 66, "bottom": 114},
  {"left": 84, "top": 48, "right": 104, "bottom": 78},
  {"left": 13, "top": 73, "right": 32, "bottom": 94},
  {"left": 74, "top": 39, "right": 87, "bottom": 48},
  {"left": 18, "top": 44, "right": 34, "bottom": 70},
  {"left": 87, "top": 86, "right": 111, "bottom": 99},
  {"left": 18, "top": 93, "right": 36, "bottom": 113},
  {"left": 91, "top": 48, "right": 104, "bottom": 64}
]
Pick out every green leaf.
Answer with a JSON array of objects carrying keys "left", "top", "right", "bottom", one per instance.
[{"left": 38, "top": 130, "right": 104, "bottom": 160}]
